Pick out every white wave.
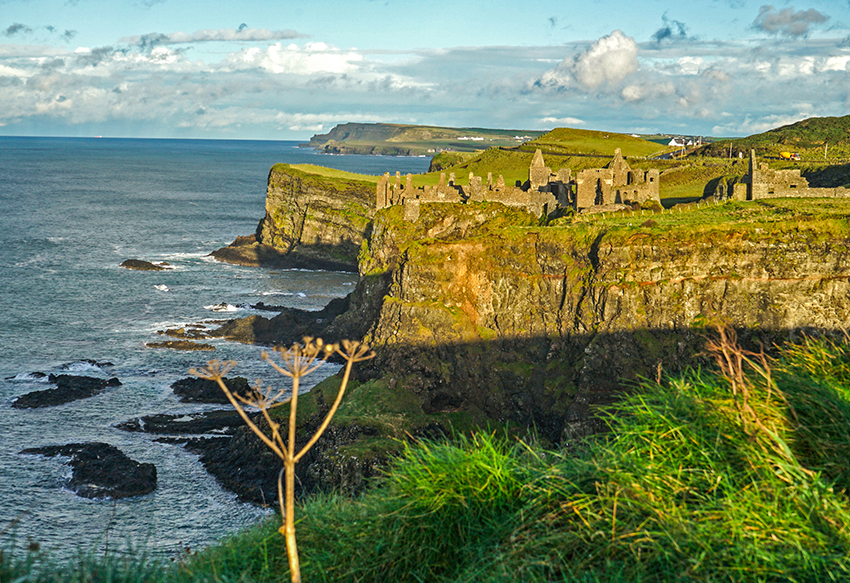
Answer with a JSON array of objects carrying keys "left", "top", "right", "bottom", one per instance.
[
  {"left": 13, "top": 254, "right": 48, "bottom": 268},
  {"left": 61, "top": 360, "right": 106, "bottom": 373},
  {"left": 7, "top": 371, "right": 49, "bottom": 382},
  {"left": 154, "top": 285, "right": 169, "bottom": 292},
  {"left": 259, "top": 291, "right": 294, "bottom": 296},
  {"left": 297, "top": 292, "right": 307, "bottom": 298},
  {"left": 158, "top": 251, "right": 210, "bottom": 261},
  {"left": 204, "top": 303, "right": 241, "bottom": 312}
]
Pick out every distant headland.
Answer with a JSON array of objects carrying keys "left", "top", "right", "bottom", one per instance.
[{"left": 301, "top": 122, "right": 545, "bottom": 156}]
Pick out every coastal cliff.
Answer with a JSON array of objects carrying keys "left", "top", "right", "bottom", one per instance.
[
  {"left": 303, "top": 122, "right": 544, "bottom": 156},
  {"left": 212, "top": 164, "right": 375, "bottom": 271},
  {"left": 215, "top": 198, "right": 850, "bottom": 446},
  {"left": 205, "top": 170, "right": 850, "bottom": 501},
  {"left": 352, "top": 201, "right": 850, "bottom": 439}
]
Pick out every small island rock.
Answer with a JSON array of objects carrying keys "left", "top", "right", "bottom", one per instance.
[
  {"left": 120, "top": 259, "right": 167, "bottom": 271},
  {"left": 171, "top": 376, "right": 253, "bottom": 404},
  {"left": 21, "top": 442, "right": 157, "bottom": 499},
  {"left": 12, "top": 374, "right": 121, "bottom": 409}
]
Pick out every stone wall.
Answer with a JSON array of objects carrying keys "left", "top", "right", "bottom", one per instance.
[
  {"left": 574, "top": 149, "right": 659, "bottom": 210},
  {"left": 377, "top": 152, "right": 560, "bottom": 220},
  {"left": 378, "top": 148, "right": 662, "bottom": 220},
  {"left": 714, "top": 151, "right": 850, "bottom": 201}
]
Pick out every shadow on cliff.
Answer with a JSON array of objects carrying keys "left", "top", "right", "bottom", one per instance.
[
  {"left": 195, "top": 308, "right": 841, "bottom": 507},
  {"left": 209, "top": 276, "right": 833, "bottom": 445}
]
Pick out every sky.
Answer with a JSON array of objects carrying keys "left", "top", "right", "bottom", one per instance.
[{"left": 1, "top": 0, "right": 849, "bottom": 140}]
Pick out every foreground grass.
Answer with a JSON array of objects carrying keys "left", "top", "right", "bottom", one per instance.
[{"left": 7, "top": 334, "right": 850, "bottom": 582}]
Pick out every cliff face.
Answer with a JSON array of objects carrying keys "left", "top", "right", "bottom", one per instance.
[
  {"left": 254, "top": 164, "right": 375, "bottom": 268},
  {"left": 353, "top": 203, "right": 850, "bottom": 440},
  {"left": 205, "top": 193, "right": 850, "bottom": 501}
]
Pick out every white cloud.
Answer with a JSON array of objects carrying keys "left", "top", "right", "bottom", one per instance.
[
  {"left": 823, "top": 56, "right": 850, "bottom": 71},
  {"left": 573, "top": 30, "right": 638, "bottom": 89},
  {"left": 539, "top": 116, "right": 585, "bottom": 125},
  {"left": 225, "top": 42, "right": 363, "bottom": 75},
  {"left": 676, "top": 56, "right": 703, "bottom": 75},
  {"left": 535, "top": 30, "right": 639, "bottom": 91},
  {"left": 620, "top": 82, "right": 675, "bottom": 102}
]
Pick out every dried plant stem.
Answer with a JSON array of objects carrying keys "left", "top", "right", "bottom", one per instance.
[{"left": 192, "top": 338, "right": 374, "bottom": 583}]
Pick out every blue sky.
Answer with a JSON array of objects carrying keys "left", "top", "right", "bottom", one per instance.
[{"left": 1, "top": 0, "right": 849, "bottom": 139}]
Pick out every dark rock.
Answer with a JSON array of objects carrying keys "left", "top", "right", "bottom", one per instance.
[
  {"left": 210, "top": 294, "right": 352, "bottom": 346},
  {"left": 210, "top": 235, "right": 358, "bottom": 273},
  {"left": 115, "top": 410, "right": 244, "bottom": 435},
  {"left": 120, "top": 259, "right": 166, "bottom": 271},
  {"left": 250, "top": 302, "right": 285, "bottom": 312},
  {"left": 21, "top": 442, "right": 156, "bottom": 499},
  {"left": 12, "top": 375, "right": 121, "bottom": 408},
  {"left": 171, "top": 376, "right": 253, "bottom": 404},
  {"left": 145, "top": 340, "right": 215, "bottom": 351},
  {"left": 159, "top": 326, "right": 209, "bottom": 339},
  {"left": 183, "top": 420, "right": 386, "bottom": 506},
  {"left": 61, "top": 359, "right": 114, "bottom": 370}
]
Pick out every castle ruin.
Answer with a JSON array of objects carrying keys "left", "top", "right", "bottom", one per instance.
[
  {"left": 376, "top": 148, "right": 660, "bottom": 221},
  {"left": 574, "top": 148, "right": 660, "bottom": 209},
  {"left": 714, "top": 151, "right": 850, "bottom": 201}
]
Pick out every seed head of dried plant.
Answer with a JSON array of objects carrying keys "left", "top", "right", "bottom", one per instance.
[{"left": 190, "top": 337, "right": 374, "bottom": 583}]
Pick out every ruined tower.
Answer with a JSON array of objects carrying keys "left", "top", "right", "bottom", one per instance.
[{"left": 529, "top": 149, "right": 551, "bottom": 191}]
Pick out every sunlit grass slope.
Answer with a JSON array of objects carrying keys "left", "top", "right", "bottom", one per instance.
[
  {"left": 528, "top": 127, "right": 672, "bottom": 158},
  {"left": 184, "top": 333, "right": 850, "bottom": 582}
]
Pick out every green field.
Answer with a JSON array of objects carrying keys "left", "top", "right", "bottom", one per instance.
[{"left": 526, "top": 127, "right": 672, "bottom": 158}]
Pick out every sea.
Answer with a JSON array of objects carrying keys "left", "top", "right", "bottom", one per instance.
[{"left": 0, "top": 136, "right": 430, "bottom": 559}]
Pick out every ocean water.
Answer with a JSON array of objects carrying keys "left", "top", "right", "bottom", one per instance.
[{"left": 0, "top": 137, "right": 429, "bottom": 559}]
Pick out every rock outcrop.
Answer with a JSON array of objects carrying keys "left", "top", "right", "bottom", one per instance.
[
  {"left": 116, "top": 410, "right": 244, "bottom": 435},
  {"left": 255, "top": 164, "right": 374, "bottom": 270},
  {"left": 21, "top": 443, "right": 157, "bottom": 499},
  {"left": 211, "top": 199, "right": 850, "bottom": 444},
  {"left": 353, "top": 203, "right": 850, "bottom": 440},
  {"left": 171, "top": 376, "right": 253, "bottom": 404},
  {"left": 120, "top": 259, "right": 168, "bottom": 271},
  {"left": 12, "top": 374, "right": 121, "bottom": 408}
]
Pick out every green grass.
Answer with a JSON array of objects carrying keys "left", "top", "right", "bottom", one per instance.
[
  {"left": 10, "top": 334, "right": 850, "bottom": 582},
  {"left": 287, "top": 163, "right": 383, "bottom": 183},
  {"left": 698, "top": 115, "right": 850, "bottom": 160},
  {"left": 528, "top": 127, "right": 673, "bottom": 158}
]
